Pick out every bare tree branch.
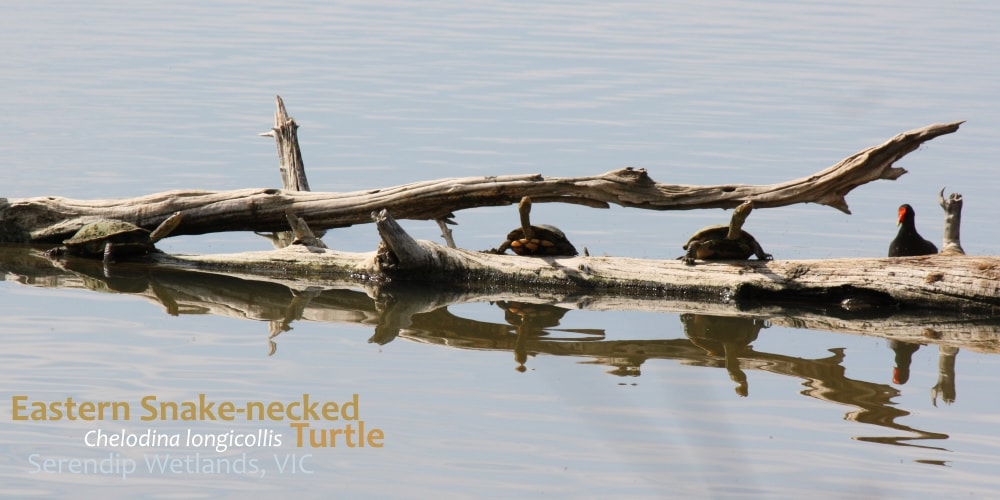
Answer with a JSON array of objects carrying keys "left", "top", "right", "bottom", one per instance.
[{"left": 0, "top": 121, "right": 963, "bottom": 243}]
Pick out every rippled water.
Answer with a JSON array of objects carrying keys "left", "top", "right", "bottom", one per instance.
[{"left": 3, "top": 1, "right": 1000, "bottom": 497}]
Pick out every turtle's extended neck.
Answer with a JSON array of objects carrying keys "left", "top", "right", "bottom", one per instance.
[
  {"left": 727, "top": 202, "right": 753, "bottom": 240},
  {"left": 519, "top": 196, "right": 535, "bottom": 239}
]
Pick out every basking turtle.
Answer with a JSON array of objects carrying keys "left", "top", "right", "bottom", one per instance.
[
  {"left": 495, "top": 196, "right": 578, "bottom": 256},
  {"left": 680, "top": 201, "right": 771, "bottom": 265},
  {"left": 48, "top": 211, "right": 183, "bottom": 264}
]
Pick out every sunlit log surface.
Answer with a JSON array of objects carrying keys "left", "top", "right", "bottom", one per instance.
[{"left": 148, "top": 231, "right": 1000, "bottom": 314}]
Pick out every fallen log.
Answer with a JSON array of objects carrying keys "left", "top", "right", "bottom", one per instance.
[
  {"left": 147, "top": 207, "right": 1000, "bottom": 314},
  {"left": 155, "top": 190, "right": 993, "bottom": 314},
  {"left": 2, "top": 95, "right": 991, "bottom": 416},
  {"left": 0, "top": 120, "right": 964, "bottom": 243},
  {"left": 0, "top": 93, "right": 981, "bottom": 311}
]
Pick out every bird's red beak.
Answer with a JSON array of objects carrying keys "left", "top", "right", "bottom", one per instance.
[{"left": 897, "top": 206, "right": 907, "bottom": 226}]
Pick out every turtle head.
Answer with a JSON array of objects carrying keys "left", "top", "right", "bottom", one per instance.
[
  {"left": 734, "top": 201, "right": 754, "bottom": 220},
  {"left": 728, "top": 201, "right": 754, "bottom": 238},
  {"left": 149, "top": 211, "right": 183, "bottom": 243},
  {"left": 519, "top": 196, "right": 533, "bottom": 213}
]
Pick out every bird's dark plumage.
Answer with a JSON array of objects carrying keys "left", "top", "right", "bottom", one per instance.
[{"left": 888, "top": 204, "right": 937, "bottom": 257}]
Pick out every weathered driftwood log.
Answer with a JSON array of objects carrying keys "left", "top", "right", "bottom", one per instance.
[
  {"left": 7, "top": 110, "right": 986, "bottom": 312},
  {"left": 0, "top": 121, "right": 963, "bottom": 243},
  {"left": 144, "top": 206, "right": 1000, "bottom": 313}
]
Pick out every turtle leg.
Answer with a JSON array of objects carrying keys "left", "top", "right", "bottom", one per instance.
[
  {"left": 751, "top": 241, "right": 773, "bottom": 261},
  {"left": 682, "top": 242, "right": 701, "bottom": 265}
]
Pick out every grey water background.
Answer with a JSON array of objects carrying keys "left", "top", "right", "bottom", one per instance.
[{"left": 2, "top": 1, "right": 1000, "bottom": 497}]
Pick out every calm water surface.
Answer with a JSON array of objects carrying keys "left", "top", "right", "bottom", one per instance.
[{"left": 2, "top": 1, "right": 1000, "bottom": 498}]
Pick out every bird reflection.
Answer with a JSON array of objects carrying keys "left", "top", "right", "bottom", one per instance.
[
  {"left": 3, "top": 244, "right": 962, "bottom": 454},
  {"left": 889, "top": 340, "right": 922, "bottom": 384},
  {"left": 681, "top": 313, "right": 768, "bottom": 397}
]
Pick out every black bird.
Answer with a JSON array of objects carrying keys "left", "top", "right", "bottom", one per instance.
[{"left": 888, "top": 204, "right": 937, "bottom": 257}]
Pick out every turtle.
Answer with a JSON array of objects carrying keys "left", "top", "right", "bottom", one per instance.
[
  {"left": 495, "top": 196, "right": 578, "bottom": 256},
  {"left": 47, "top": 211, "right": 183, "bottom": 264},
  {"left": 680, "top": 201, "right": 771, "bottom": 265}
]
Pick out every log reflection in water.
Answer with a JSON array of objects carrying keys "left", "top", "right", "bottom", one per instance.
[
  {"left": 0, "top": 246, "right": 981, "bottom": 450},
  {"left": 931, "top": 346, "right": 959, "bottom": 407}
]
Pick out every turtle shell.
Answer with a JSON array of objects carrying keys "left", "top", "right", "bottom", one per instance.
[
  {"left": 681, "top": 201, "right": 771, "bottom": 264},
  {"left": 683, "top": 225, "right": 764, "bottom": 260},
  {"left": 63, "top": 220, "right": 153, "bottom": 257},
  {"left": 505, "top": 224, "right": 578, "bottom": 257}
]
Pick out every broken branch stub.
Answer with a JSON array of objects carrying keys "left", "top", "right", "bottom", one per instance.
[
  {"left": 372, "top": 209, "right": 463, "bottom": 275},
  {"left": 258, "top": 95, "right": 327, "bottom": 249},
  {"left": 939, "top": 188, "right": 965, "bottom": 255},
  {"left": 260, "top": 95, "right": 311, "bottom": 193}
]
